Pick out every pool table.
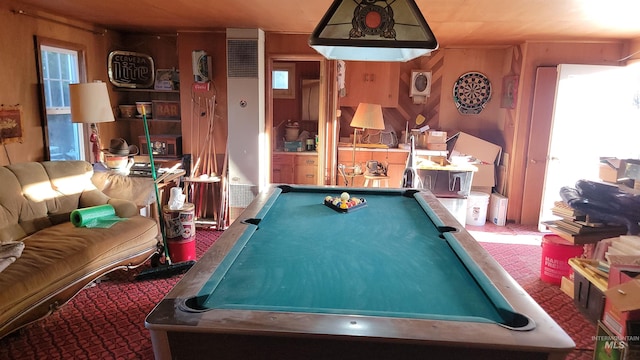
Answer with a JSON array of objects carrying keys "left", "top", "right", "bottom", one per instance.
[{"left": 146, "top": 185, "right": 575, "bottom": 360}]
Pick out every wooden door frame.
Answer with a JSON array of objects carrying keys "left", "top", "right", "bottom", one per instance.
[
  {"left": 266, "top": 54, "right": 337, "bottom": 185},
  {"left": 520, "top": 66, "right": 557, "bottom": 225}
]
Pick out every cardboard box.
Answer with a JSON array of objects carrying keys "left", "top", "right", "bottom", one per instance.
[
  {"left": 603, "top": 279, "right": 640, "bottom": 339},
  {"left": 426, "top": 131, "right": 447, "bottom": 144},
  {"left": 489, "top": 192, "right": 508, "bottom": 226},
  {"left": 426, "top": 143, "right": 447, "bottom": 151},
  {"left": 472, "top": 164, "right": 497, "bottom": 188},
  {"left": 447, "top": 132, "right": 502, "bottom": 188},
  {"left": 625, "top": 160, "right": 640, "bottom": 179},
  {"left": 600, "top": 158, "right": 629, "bottom": 183},
  {"left": 561, "top": 276, "right": 574, "bottom": 299},
  {"left": 608, "top": 265, "right": 640, "bottom": 289},
  {"left": 283, "top": 141, "right": 303, "bottom": 152},
  {"left": 471, "top": 186, "right": 493, "bottom": 195}
]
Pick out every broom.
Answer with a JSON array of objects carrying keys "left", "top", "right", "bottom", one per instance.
[{"left": 135, "top": 108, "right": 195, "bottom": 280}]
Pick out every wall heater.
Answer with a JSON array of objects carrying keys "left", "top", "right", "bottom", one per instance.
[{"left": 226, "top": 28, "right": 266, "bottom": 221}]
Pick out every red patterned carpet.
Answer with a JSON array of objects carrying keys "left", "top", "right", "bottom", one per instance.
[{"left": 0, "top": 227, "right": 596, "bottom": 359}]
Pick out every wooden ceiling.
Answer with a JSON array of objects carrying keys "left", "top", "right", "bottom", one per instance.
[{"left": 9, "top": 0, "right": 640, "bottom": 46}]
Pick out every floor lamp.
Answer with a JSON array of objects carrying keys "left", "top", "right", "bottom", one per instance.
[
  {"left": 69, "top": 82, "right": 115, "bottom": 163},
  {"left": 349, "top": 102, "right": 385, "bottom": 174}
]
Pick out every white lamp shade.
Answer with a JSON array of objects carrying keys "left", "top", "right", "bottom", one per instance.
[
  {"left": 69, "top": 82, "right": 115, "bottom": 123},
  {"left": 350, "top": 103, "right": 385, "bottom": 130}
]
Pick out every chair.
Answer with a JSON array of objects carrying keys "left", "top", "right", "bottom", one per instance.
[{"left": 363, "top": 173, "right": 390, "bottom": 187}]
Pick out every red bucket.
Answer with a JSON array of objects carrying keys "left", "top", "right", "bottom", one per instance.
[
  {"left": 163, "top": 203, "right": 196, "bottom": 262},
  {"left": 540, "top": 234, "right": 584, "bottom": 285}
]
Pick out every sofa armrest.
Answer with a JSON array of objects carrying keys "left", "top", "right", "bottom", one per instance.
[{"left": 79, "top": 189, "right": 139, "bottom": 218}]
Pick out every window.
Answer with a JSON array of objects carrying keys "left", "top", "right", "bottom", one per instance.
[
  {"left": 36, "top": 39, "right": 87, "bottom": 161},
  {"left": 272, "top": 62, "right": 296, "bottom": 99}
]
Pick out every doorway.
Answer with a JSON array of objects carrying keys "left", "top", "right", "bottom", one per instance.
[
  {"left": 267, "top": 56, "right": 331, "bottom": 185},
  {"left": 537, "top": 64, "right": 640, "bottom": 229}
]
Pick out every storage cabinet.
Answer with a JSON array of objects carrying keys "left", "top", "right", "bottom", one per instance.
[
  {"left": 272, "top": 154, "right": 295, "bottom": 184},
  {"left": 272, "top": 153, "right": 318, "bottom": 185},
  {"left": 340, "top": 61, "right": 400, "bottom": 108},
  {"left": 294, "top": 156, "right": 318, "bottom": 185}
]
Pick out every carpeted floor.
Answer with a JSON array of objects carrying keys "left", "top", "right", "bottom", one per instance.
[{"left": 0, "top": 226, "right": 596, "bottom": 359}]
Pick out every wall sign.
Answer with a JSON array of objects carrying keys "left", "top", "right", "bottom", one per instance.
[
  {"left": 152, "top": 101, "right": 180, "bottom": 120},
  {"left": 108, "top": 51, "right": 155, "bottom": 88}
]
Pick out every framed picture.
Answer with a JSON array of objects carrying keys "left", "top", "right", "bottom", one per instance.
[
  {"left": 0, "top": 104, "right": 23, "bottom": 144},
  {"left": 154, "top": 69, "right": 180, "bottom": 90},
  {"left": 501, "top": 75, "right": 519, "bottom": 109}
]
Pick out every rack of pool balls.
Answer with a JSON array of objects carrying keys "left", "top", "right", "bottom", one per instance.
[{"left": 323, "top": 192, "right": 367, "bottom": 213}]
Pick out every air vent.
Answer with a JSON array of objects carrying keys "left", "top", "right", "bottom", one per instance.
[{"left": 227, "top": 39, "right": 258, "bottom": 78}]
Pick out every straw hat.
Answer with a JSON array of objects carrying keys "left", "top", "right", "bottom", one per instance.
[{"left": 102, "top": 138, "right": 139, "bottom": 156}]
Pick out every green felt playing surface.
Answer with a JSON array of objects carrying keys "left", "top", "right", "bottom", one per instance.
[{"left": 196, "top": 187, "right": 513, "bottom": 324}]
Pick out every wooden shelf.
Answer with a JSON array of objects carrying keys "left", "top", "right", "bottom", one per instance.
[
  {"left": 117, "top": 117, "right": 181, "bottom": 122},
  {"left": 569, "top": 258, "right": 608, "bottom": 292},
  {"left": 113, "top": 88, "right": 179, "bottom": 93},
  {"left": 544, "top": 221, "right": 626, "bottom": 244}
]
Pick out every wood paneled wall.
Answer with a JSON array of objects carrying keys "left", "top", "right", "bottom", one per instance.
[
  {"left": 0, "top": 2, "right": 634, "bottom": 225},
  {"left": 0, "top": 1, "right": 114, "bottom": 165}
]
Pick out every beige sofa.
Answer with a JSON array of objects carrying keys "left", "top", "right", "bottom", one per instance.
[{"left": 0, "top": 161, "right": 160, "bottom": 339}]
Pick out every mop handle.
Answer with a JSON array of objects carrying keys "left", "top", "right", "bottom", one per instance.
[{"left": 142, "top": 111, "right": 171, "bottom": 264}]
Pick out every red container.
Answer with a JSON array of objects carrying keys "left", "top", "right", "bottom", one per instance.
[
  {"left": 163, "top": 203, "right": 196, "bottom": 262},
  {"left": 540, "top": 234, "right": 584, "bottom": 285}
]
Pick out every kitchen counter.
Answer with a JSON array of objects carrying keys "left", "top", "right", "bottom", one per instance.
[
  {"left": 338, "top": 143, "right": 448, "bottom": 157},
  {"left": 273, "top": 150, "right": 318, "bottom": 155}
]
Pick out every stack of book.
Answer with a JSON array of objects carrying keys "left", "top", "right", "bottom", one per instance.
[
  {"left": 543, "top": 201, "right": 628, "bottom": 244},
  {"left": 595, "top": 235, "right": 640, "bottom": 265}
]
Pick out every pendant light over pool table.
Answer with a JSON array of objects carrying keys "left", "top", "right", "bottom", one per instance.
[{"left": 309, "top": 0, "right": 438, "bottom": 62}]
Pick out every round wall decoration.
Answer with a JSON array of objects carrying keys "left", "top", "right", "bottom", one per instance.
[{"left": 453, "top": 72, "right": 492, "bottom": 115}]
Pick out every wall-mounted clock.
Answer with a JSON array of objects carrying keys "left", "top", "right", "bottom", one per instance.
[{"left": 453, "top": 72, "right": 491, "bottom": 115}]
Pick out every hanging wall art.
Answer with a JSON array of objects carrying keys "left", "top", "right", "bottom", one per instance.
[{"left": 0, "top": 104, "right": 23, "bottom": 144}]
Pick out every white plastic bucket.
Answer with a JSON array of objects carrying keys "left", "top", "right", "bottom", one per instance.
[{"left": 466, "top": 192, "right": 490, "bottom": 226}]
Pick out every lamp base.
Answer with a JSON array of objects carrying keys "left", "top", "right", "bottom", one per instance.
[{"left": 90, "top": 124, "right": 103, "bottom": 164}]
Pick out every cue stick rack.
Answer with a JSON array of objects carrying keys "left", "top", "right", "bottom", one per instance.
[{"left": 184, "top": 84, "right": 229, "bottom": 230}]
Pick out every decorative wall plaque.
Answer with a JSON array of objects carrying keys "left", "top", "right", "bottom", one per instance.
[
  {"left": 108, "top": 51, "right": 155, "bottom": 88},
  {"left": 0, "top": 104, "right": 23, "bottom": 144}
]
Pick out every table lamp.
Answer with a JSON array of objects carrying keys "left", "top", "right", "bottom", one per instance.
[
  {"left": 343, "top": 102, "right": 386, "bottom": 183},
  {"left": 69, "top": 81, "right": 115, "bottom": 163}
]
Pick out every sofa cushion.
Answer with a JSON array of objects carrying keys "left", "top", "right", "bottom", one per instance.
[
  {"left": 4, "top": 162, "right": 61, "bottom": 233},
  {"left": 0, "top": 167, "right": 29, "bottom": 244},
  {"left": 0, "top": 161, "right": 119, "bottom": 240},
  {"left": 0, "top": 215, "right": 158, "bottom": 320}
]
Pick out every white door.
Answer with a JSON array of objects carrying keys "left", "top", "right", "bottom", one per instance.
[{"left": 539, "top": 64, "right": 640, "bottom": 229}]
